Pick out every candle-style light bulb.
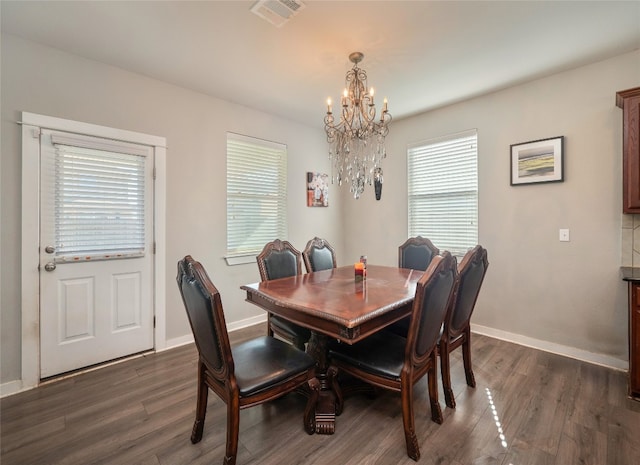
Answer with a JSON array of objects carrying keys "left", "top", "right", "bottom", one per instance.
[
  {"left": 327, "top": 97, "right": 332, "bottom": 114},
  {"left": 383, "top": 97, "right": 388, "bottom": 112},
  {"left": 369, "top": 87, "right": 375, "bottom": 105}
]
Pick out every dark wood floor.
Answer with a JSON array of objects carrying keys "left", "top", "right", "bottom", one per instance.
[{"left": 2, "top": 324, "right": 639, "bottom": 465}]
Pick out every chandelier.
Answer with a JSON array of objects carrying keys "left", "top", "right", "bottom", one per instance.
[{"left": 324, "top": 52, "right": 392, "bottom": 199}]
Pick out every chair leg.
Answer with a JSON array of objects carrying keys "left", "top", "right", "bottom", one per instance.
[
  {"left": 191, "top": 360, "right": 209, "bottom": 444},
  {"left": 462, "top": 328, "right": 476, "bottom": 388},
  {"left": 400, "top": 375, "right": 420, "bottom": 461},
  {"left": 439, "top": 340, "right": 456, "bottom": 409},
  {"left": 224, "top": 395, "right": 240, "bottom": 465},
  {"left": 428, "top": 353, "right": 444, "bottom": 425},
  {"left": 304, "top": 377, "right": 321, "bottom": 434}
]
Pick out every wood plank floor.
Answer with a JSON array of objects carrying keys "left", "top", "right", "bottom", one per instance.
[{"left": 2, "top": 325, "right": 639, "bottom": 465}]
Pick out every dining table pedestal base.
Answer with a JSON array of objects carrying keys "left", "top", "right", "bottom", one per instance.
[
  {"left": 307, "top": 332, "right": 339, "bottom": 435},
  {"left": 314, "top": 391, "right": 337, "bottom": 434}
]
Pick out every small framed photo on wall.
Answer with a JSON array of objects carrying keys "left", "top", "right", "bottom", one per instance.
[
  {"left": 307, "top": 172, "right": 329, "bottom": 207},
  {"left": 510, "top": 136, "right": 564, "bottom": 185}
]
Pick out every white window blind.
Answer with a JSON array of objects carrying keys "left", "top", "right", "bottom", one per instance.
[
  {"left": 226, "top": 133, "right": 287, "bottom": 263},
  {"left": 408, "top": 129, "right": 478, "bottom": 256},
  {"left": 52, "top": 137, "right": 147, "bottom": 262}
]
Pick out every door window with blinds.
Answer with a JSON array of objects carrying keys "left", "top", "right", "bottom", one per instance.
[
  {"left": 407, "top": 129, "right": 478, "bottom": 257},
  {"left": 226, "top": 133, "right": 287, "bottom": 265},
  {"left": 46, "top": 132, "right": 150, "bottom": 262}
]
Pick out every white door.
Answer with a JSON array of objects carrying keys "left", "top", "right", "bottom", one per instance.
[{"left": 39, "top": 129, "right": 154, "bottom": 378}]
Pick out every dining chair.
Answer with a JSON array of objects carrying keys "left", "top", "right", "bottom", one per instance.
[
  {"left": 439, "top": 245, "right": 489, "bottom": 408},
  {"left": 257, "top": 239, "right": 311, "bottom": 350},
  {"left": 302, "top": 236, "right": 337, "bottom": 272},
  {"left": 399, "top": 236, "right": 440, "bottom": 271},
  {"left": 176, "top": 256, "right": 320, "bottom": 465},
  {"left": 386, "top": 236, "right": 441, "bottom": 337},
  {"left": 328, "top": 252, "right": 458, "bottom": 461}
]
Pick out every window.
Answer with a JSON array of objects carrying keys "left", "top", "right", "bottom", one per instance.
[
  {"left": 50, "top": 134, "right": 148, "bottom": 262},
  {"left": 407, "top": 129, "right": 478, "bottom": 256},
  {"left": 226, "top": 133, "right": 287, "bottom": 265}
]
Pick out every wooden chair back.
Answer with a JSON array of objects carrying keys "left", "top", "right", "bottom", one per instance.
[
  {"left": 176, "top": 255, "right": 233, "bottom": 380},
  {"left": 407, "top": 251, "right": 458, "bottom": 361},
  {"left": 446, "top": 245, "right": 489, "bottom": 337},
  {"left": 398, "top": 236, "right": 439, "bottom": 271},
  {"left": 302, "top": 236, "right": 337, "bottom": 272},
  {"left": 257, "top": 239, "right": 303, "bottom": 280}
]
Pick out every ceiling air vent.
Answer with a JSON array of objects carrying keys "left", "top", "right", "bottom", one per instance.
[{"left": 250, "top": 0, "right": 306, "bottom": 27}]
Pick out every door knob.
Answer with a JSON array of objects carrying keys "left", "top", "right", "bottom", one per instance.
[
  {"left": 45, "top": 245, "right": 55, "bottom": 254},
  {"left": 44, "top": 262, "right": 56, "bottom": 272}
]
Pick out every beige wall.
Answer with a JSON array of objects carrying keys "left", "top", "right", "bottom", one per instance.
[
  {"left": 0, "top": 34, "right": 343, "bottom": 385},
  {"left": 342, "top": 50, "right": 640, "bottom": 364}
]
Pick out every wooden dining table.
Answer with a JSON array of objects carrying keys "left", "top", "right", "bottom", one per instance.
[{"left": 241, "top": 264, "right": 423, "bottom": 434}]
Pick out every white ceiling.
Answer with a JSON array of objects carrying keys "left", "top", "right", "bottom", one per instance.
[{"left": 2, "top": 1, "right": 639, "bottom": 129}]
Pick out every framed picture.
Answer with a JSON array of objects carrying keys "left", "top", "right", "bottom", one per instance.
[
  {"left": 510, "top": 136, "right": 564, "bottom": 185},
  {"left": 307, "top": 172, "right": 329, "bottom": 207}
]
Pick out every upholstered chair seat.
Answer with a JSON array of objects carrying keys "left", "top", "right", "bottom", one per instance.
[
  {"left": 232, "top": 336, "right": 315, "bottom": 396},
  {"left": 329, "top": 330, "right": 406, "bottom": 380}
]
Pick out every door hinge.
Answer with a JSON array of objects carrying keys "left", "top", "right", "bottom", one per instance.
[
  {"left": 153, "top": 167, "right": 156, "bottom": 180},
  {"left": 153, "top": 316, "right": 156, "bottom": 328},
  {"left": 153, "top": 242, "right": 156, "bottom": 254}
]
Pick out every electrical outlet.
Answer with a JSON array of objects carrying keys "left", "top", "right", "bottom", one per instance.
[{"left": 559, "top": 229, "right": 570, "bottom": 242}]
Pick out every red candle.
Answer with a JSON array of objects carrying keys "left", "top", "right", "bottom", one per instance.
[{"left": 354, "top": 262, "right": 364, "bottom": 281}]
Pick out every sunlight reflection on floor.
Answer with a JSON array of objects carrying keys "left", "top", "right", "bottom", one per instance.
[{"left": 485, "top": 387, "right": 508, "bottom": 449}]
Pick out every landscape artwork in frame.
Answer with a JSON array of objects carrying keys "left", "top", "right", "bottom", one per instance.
[
  {"left": 510, "top": 136, "right": 564, "bottom": 185},
  {"left": 307, "top": 172, "right": 329, "bottom": 207}
]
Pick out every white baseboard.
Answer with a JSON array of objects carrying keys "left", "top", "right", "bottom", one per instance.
[
  {"left": 0, "top": 379, "right": 25, "bottom": 398},
  {"left": 159, "top": 333, "right": 194, "bottom": 351},
  {"left": 161, "top": 314, "right": 267, "bottom": 351},
  {"left": 228, "top": 314, "right": 267, "bottom": 333},
  {"left": 471, "top": 324, "right": 629, "bottom": 371}
]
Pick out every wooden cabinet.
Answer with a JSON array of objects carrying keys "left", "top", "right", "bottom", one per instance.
[
  {"left": 629, "top": 282, "right": 640, "bottom": 399},
  {"left": 617, "top": 87, "right": 640, "bottom": 213}
]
